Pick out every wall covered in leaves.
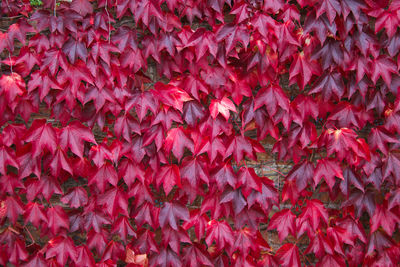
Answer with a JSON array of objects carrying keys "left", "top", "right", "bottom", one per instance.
[{"left": 1, "top": 0, "right": 400, "bottom": 266}]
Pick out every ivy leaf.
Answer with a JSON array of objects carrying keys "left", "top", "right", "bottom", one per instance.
[
  {"left": 205, "top": 220, "right": 235, "bottom": 253},
  {"left": 45, "top": 236, "right": 77, "bottom": 266},
  {"left": 164, "top": 127, "right": 194, "bottom": 161},
  {"left": 0, "top": 73, "right": 25, "bottom": 103},
  {"left": 268, "top": 209, "right": 296, "bottom": 241},
  {"left": 275, "top": 243, "right": 301, "bottom": 267},
  {"left": 71, "top": 0, "right": 93, "bottom": 16},
  {"left": 24, "top": 119, "right": 57, "bottom": 157},
  {"left": 156, "top": 164, "right": 181, "bottom": 195},
  {"left": 314, "top": 158, "right": 343, "bottom": 190}
]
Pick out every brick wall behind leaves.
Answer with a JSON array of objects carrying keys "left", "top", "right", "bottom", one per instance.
[{"left": 1, "top": 0, "right": 400, "bottom": 266}]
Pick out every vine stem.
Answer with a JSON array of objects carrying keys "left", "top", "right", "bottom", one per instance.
[
  {"left": 105, "top": 0, "right": 111, "bottom": 43},
  {"left": 9, "top": 52, "right": 13, "bottom": 74},
  {"left": 24, "top": 226, "right": 35, "bottom": 245}
]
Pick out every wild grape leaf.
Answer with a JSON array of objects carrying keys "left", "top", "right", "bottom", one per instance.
[
  {"left": 150, "top": 247, "right": 181, "bottom": 267},
  {"left": 62, "top": 37, "right": 88, "bottom": 64},
  {"left": 309, "top": 72, "right": 345, "bottom": 101},
  {"left": 61, "top": 187, "right": 88, "bottom": 208},
  {"left": 47, "top": 206, "right": 70, "bottom": 235},
  {"left": 299, "top": 199, "right": 329, "bottom": 231},
  {"left": 370, "top": 204, "right": 400, "bottom": 234},
  {"left": 153, "top": 83, "right": 192, "bottom": 112},
  {"left": 182, "top": 210, "right": 209, "bottom": 240},
  {"left": 254, "top": 84, "right": 290, "bottom": 117},
  {"left": 231, "top": 227, "right": 259, "bottom": 257},
  {"left": 268, "top": 209, "right": 296, "bottom": 241},
  {"left": 164, "top": 127, "right": 194, "bottom": 160},
  {"left": 305, "top": 231, "right": 335, "bottom": 258},
  {"left": 341, "top": 189, "right": 376, "bottom": 217},
  {"left": 133, "top": 202, "right": 160, "bottom": 229},
  {"left": 369, "top": 7, "right": 399, "bottom": 38},
  {"left": 340, "top": 167, "right": 364, "bottom": 196},
  {"left": 0, "top": 145, "right": 18, "bottom": 175},
  {"left": 142, "top": 124, "right": 165, "bottom": 151},
  {"left": 118, "top": 159, "right": 145, "bottom": 187},
  {"left": 211, "top": 161, "right": 237, "bottom": 190},
  {"left": 86, "top": 229, "right": 108, "bottom": 255},
  {"left": 159, "top": 201, "right": 189, "bottom": 230},
  {"left": 205, "top": 220, "right": 235, "bottom": 252},
  {"left": 156, "top": 164, "right": 181, "bottom": 195},
  {"left": 23, "top": 254, "right": 47, "bottom": 267},
  {"left": 45, "top": 236, "right": 77, "bottom": 266},
  {"left": 199, "top": 116, "right": 233, "bottom": 140},
  {"left": 289, "top": 52, "right": 321, "bottom": 90},
  {"left": 161, "top": 226, "right": 191, "bottom": 254},
  {"left": 314, "top": 158, "right": 343, "bottom": 190},
  {"left": 180, "top": 74, "right": 210, "bottom": 100},
  {"left": 0, "top": 73, "right": 25, "bottom": 103},
  {"left": 112, "top": 26, "right": 138, "bottom": 51},
  {"left": 71, "top": 0, "right": 93, "bottom": 16},
  {"left": 369, "top": 127, "right": 399, "bottom": 154},
  {"left": 321, "top": 128, "right": 359, "bottom": 160},
  {"left": 114, "top": 114, "right": 140, "bottom": 143},
  {"left": 88, "top": 162, "right": 118, "bottom": 193},
  {"left": 15, "top": 47, "right": 40, "bottom": 72},
  {"left": 3, "top": 195, "right": 24, "bottom": 224},
  {"left": 246, "top": 179, "right": 279, "bottom": 213},
  {"left": 182, "top": 100, "right": 205, "bottom": 127},
  {"left": 89, "top": 143, "right": 113, "bottom": 167},
  {"left": 180, "top": 156, "right": 209, "bottom": 187},
  {"left": 290, "top": 95, "right": 319, "bottom": 126},
  {"left": 225, "top": 135, "right": 256, "bottom": 163},
  {"left": 98, "top": 187, "right": 129, "bottom": 217},
  {"left": 24, "top": 202, "right": 47, "bottom": 228},
  {"left": 237, "top": 167, "right": 262, "bottom": 198},
  {"left": 316, "top": 0, "right": 341, "bottom": 24},
  {"left": 366, "top": 229, "right": 394, "bottom": 256},
  {"left": 215, "top": 23, "right": 249, "bottom": 55},
  {"left": 111, "top": 216, "right": 136, "bottom": 243},
  {"left": 57, "top": 60, "right": 94, "bottom": 96},
  {"left": 275, "top": 243, "right": 301, "bottom": 267},
  {"left": 134, "top": 0, "right": 163, "bottom": 27},
  {"left": 210, "top": 97, "right": 236, "bottom": 120},
  {"left": 370, "top": 56, "right": 397, "bottom": 86},
  {"left": 8, "top": 238, "right": 28, "bottom": 265},
  {"left": 383, "top": 152, "right": 400, "bottom": 184},
  {"left": 23, "top": 119, "right": 57, "bottom": 157},
  {"left": 0, "top": 173, "right": 24, "bottom": 194},
  {"left": 220, "top": 188, "right": 247, "bottom": 215},
  {"left": 389, "top": 188, "right": 400, "bottom": 210},
  {"left": 75, "top": 245, "right": 96, "bottom": 267},
  {"left": 49, "top": 147, "right": 73, "bottom": 176},
  {"left": 251, "top": 13, "right": 278, "bottom": 39},
  {"left": 286, "top": 161, "right": 314, "bottom": 192},
  {"left": 151, "top": 108, "right": 183, "bottom": 130},
  {"left": 182, "top": 244, "right": 213, "bottom": 267},
  {"left": 311, "top": 39, "right": 343, "bottom": 70},
  {"left": 28, "top": 70, "right": 61, "bottom": 101}
]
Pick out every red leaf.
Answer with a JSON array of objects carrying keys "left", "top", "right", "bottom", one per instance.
[
  {"left": 275, "top": 243, "right": 301, "bottom": 267},
  {"left": 47, "top": 206, "right": 70, "bottom": 235},
  {"left": 164, "top": 127, "right": 194, "bottom": 160},
  {"left": 24, "top": 119, "right": 57, "bottom": 157},
  {"left": 156, "top": 164, "right": 181, "bottom": 195},
  {"left": 314, "top": 158, "right": 343, "bottom": 190},
  {"left": 45, "top": 236, "right": 77, "bottom": 266},
  {"left": 205, "top": 220, "right": 235, "bottom": 252},
  {"left": 268, "top": 209, "right": 296, "bottom": 241},
  {"left": 210, "top": 97, "right": 236, "bottom": 120},
  {"left": 299, "top": 199, "right": 329, "bottom": 231},
  {"left": 71, "top": 0, "right": 93, "bottom": 16}
]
